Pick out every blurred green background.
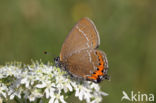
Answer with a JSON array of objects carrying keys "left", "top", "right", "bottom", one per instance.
[{"left": 0, "top": 0, "right": 156, "bottom": 103}]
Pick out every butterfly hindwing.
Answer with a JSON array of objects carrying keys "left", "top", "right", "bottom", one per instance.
[{"left": 62, "top": 49, "right": 108, "bottom": 82}]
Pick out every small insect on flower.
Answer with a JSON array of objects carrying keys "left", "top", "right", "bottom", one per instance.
[{"left": 54, "top": 17, "right": 109, "bottom": 83}]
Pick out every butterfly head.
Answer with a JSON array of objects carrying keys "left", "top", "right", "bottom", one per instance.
[{"left": 54, "top": 56, "right": 60, "bottom": 67}]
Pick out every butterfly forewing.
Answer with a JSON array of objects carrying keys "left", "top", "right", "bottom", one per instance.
[{"left": 60, "top": 17, "right": 100, "bottom": 61}]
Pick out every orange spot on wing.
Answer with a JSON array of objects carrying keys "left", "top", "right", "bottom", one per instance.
[{"left": 87, "top": 52, "right": 105, "bottom": 80}]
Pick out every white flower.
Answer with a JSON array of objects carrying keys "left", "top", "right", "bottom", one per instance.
[
  {"left": 99, "top": 91, "right": 109, "bottom": 96},
  {"left": 0, "top": 61, "right": 108, "bottom": 103},
  {"left": 36, "top": 80, "right": 56, "bottom": 99},
  {"left": 20, "top": 75, "right": 30, "bottom": 88},
  {"left": 49, "top": 91, "right": 66, "bottom": 103},
  {"left": 8, "top": 86, "right": 22, "bottom": 100},
  {"left": 55, "top": 76, "right": 73, "bottom": 93},
  {"left": 90, "top": 96, "right": 102, "bottom": 103},
  {"left": 74, "top": 82, "right": 92, "bottom": 102},
  {"left": 28, "top": 89, "right": 43, "bottom": 102},
  {"left": 23, "top": 89, "right": 30, "bottom": 99},
  {"left": 28, "top": 94, "right": 35, "bottom": 102},
  {"left": 90, "top": 82, "right": 100, "bottom": 91},
  {"left": 90, "top": 89, "right": 108, "bottom": 103},
  {"left": 0, "top": 83, "right": 8, "bottom": 98},
  {"left": 63, "top": 80, "right": 73, "bottom": 93}
]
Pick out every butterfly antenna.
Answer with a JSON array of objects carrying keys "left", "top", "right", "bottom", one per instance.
[{"left": 43, "top": 51, "right": 58, "bottom": 62}]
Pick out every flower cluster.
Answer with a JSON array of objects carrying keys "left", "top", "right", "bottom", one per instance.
[{"left": 0, "top": 61, "right": 108, "bottom": 103}]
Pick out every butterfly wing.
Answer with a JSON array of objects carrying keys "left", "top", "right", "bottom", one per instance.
[
  {"left": 86, "top": 49, "right": 109, "bottom": 82},
  {"left": 63, "top": 49, "right": 108, "bottom": 82},
  {"left": 63, "top": 49, "right": 94, "bottom": 78},
  {"left": 60, "top": 17, "right": 100, "bottom": 61}
]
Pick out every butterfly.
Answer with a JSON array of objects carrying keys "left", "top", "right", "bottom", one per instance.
[{"left": 54, "top": 17, "right": 109, "bottom": 83}]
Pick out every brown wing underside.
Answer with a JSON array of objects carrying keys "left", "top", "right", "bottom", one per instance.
[
  {"left": 60, "top": 17, "right": 100, "bottom": 61},
  {"left": 63, "top": 49, "right": 108, "bottom": 79}
]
